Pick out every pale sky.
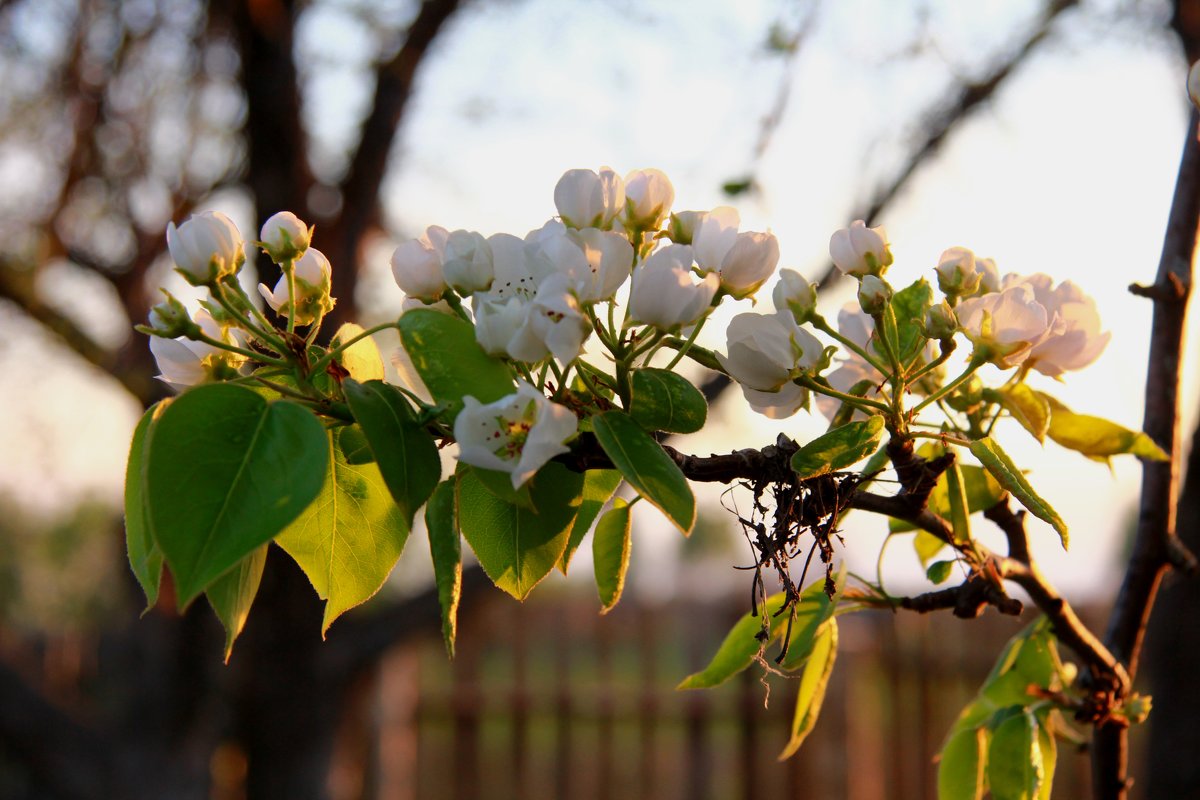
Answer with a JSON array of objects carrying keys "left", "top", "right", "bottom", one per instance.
[{"left": 4, "top": 0, "right": 1194, "bottom": 601}]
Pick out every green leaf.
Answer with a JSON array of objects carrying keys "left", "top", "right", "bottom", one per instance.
[
  {"left": 777, "top": 571, "right": 845, "bottom": 670},
  {"left": 125, "top": 401, "right": 168, "bottom": 610},
  {"left": 678, "top": 592, "right": 788, "bottom": 689},
  {"left": 1036, "top": 713, "right": 1057, "bottom": 800},
  {"left": 990, "top": 385, "right": 1050, "bottom": 443},
  {"left": 205, "top": 544, "right": 267, "bottom": 662},
  {"left": 915, "top": 531, "right": 947, "bottom": 566},
  {"left": 397, "top": 308, "right": 514, "bottom": 420},
  {"left": 937, "top": 726, "right": 987, "bottom": 800},
  {"left": 462, "top": 464, "right": 535, "bottom": 511},
  {"left": 969, "top": 437, "right": 1068, "bottom": 548},
  {"left": 559, "top": 470, "right": 622, "bottom": 574},
  {"left": 945, "top": 451, "right": 972, "bottom": 544},
  {"left": 593, "top": 498, "right": 632, "bottom": 613},
  {"left": 424, "top": 480, "right": 462, "bottom": 658},
  {"left": 592, "top": 411, "right": 695, "bottom": 535},
  {"left": 791, "top": 415, "right": 885, "bottom": 479},
  {"left": 456, "top": 461, "right": 583, "bottom": 600},
  {"left": 628, "top": 368, "right": 707, "bottom": 433},
  {"left": 927, "top": 560, "right": 956, "bottom": 585},
  {"left": 338, "top": 424, "right": 375, "bottom": 465},
  {"left": 1037, "top": 391, "right": 1168, "bottom": 462},
  {"left": 343, "top": 379, "right": 441, "bottom": 524},
  {"left": 891, "top": 462, "right": 1005, "bottom": 534},
  {"left": 829, "top": 379, "right": 876, "bottom": 429},
  {"left": 146, "top": 384, "right": 328, "bottom": 608},
  {"left": 890, "top": 278, "right": 935, "bottom": 363},
  {"left": 987, "top": 711, "right": 1043, "bottom": 800},
  {"left": 276, "top": 426, "right": 411, "bottom": 634},
  {"left": 331, "top": 322, "right": 385, "bottom": 381},
  {"left": 778, "top": 618, "right": 839, "bottom": 760}
]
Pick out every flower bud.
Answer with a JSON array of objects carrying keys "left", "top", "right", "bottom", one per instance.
[
  {"left": 923, "top": 300, "right": 958, "bottom": 340},
  {"left": 829, "top": 220, "right": 891, "bottom": 278},
  {"left": 391, "top": 225, "right": 449, "bottom": 302},
  {"left": 772, "top": 269, "right": 818, "bottom": 325},
  {"left": 935, "top": 246, "right": 982, "bottom": 297},
  {"left": 258, "top": 247, "right": 335, "bottom": 326},
  {"left": 553, "top": 167, "right": 624, "bottom": 230},
  {"left": 1190, "top": 61, "right": 1200, "bottom": 110},
  {"left": 145, "top": 290, "right": 201, "bottom": 339},
  {"left": 442, "top": 230, "right": 494, "bottom": 295},
  {"left": 622, "top": 168, "right": 675, "bottom": 230},
  {"left": 667, "top": 210, "right": 702, "bottom": 244},
  {"left": 259, "top": 211, "right": 311, "bottom": 264},
  {"left": 857, "top": 275, "right": 892, "bottom": 315},
  {"left": 166, "top": 211, "right": 244, "bottom": 285},
  {"left": 975, "top": 257, "right": 1000, "bottom": 295}
]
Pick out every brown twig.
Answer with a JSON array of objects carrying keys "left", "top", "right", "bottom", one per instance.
[{"left": 1092, "top": 107, "right": 1200, "bottom": 799}]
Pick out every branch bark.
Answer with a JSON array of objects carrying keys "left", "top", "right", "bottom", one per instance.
[{"left": 1092, "top": 108, "right": 1200, "bottom": 800}]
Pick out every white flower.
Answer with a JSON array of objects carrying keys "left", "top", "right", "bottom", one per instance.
[
  {"left": 717, "top": 310, "right": 825, "bottom": 392},
  {"left": 813, "top": 305, "right": 885, "bottom": 421},
  {"left": 455, "top": 382, "right": 578, "bottom": 489},
  {"left": 1190, "top": 61, "right": 1200, "bottom": 110},
  {"left": 772, "top": 269, "right": 818, "bottom": 324},
  {"left": 554, "top": 167, "right": 624, "bottom": 230},
  {"left": 507, "top": 273, "right": 590, "bottom": 364},
  {"left": 442, "top": 230, "right": 494, "bottom": 295},
  {"left": 935, "top": 246, "right": 981, "bottom": 296},
  {"left": 693, "top": 206, "right": 779, "bottom": 298},
  {"left": 258, "top": 247, "right": 333, "bottom": 325},
  {"left": 667, "top": 210, "right": 703, "bottom": 244},
  {"left": 829, "top": 220, "right": 891, "bottom": 278},
  {"left": 148, "top": 309, "right": 237, "bottom": 390},
  {"left": 628, "top": 244, "right": 719, "bottom": 330},
  {"left": 472, "top": 291, "right": 530, "bottom": 359},
  {"left": 976, "top": 257, "right": 1000, "bottom": 295},
  {"left": 166, "top": 211, "right": 244, "bottom": 284},
  {"left": 524, "top": 224, "right": 632, "bottom": 302},
  {"left": 489, "top": 232, "right": 540, "bottom": 300},
  {"left": 259, "top": 211, "right": 310, "bottom": 263},
  {"left": 391, "top": 225, "right": 449, "bottom": 301},
  {"left": 622, "top": 168, "right": 675, "bottom": 229},
  {"left": 955, "top": 283, "right": 1056, "bottom": 369},
  {"left": 742, "top": 383, "right": 810, "bottom": 420},
  {"left": 1003, "top": 274, "right": 1110, "bottom": 376}
]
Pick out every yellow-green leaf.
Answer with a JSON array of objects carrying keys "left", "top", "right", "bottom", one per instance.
[
  {"left": 938, "top": 726, "right": 988, "bottom": 800},
  {"left": 558, "top": 469, "right": 622, "bottom": 574},
  {"left": 205, "top": 544, "right": 267, "bottom": 662},
  {"left": 331, "top": 322, "right": 385, "bottom": 381},
  {"left": 125, "top": 400, "right": 169, "bottom": 610},
  {"left": 1037, "top": 391, "right": 1168, "bottom": 462},
  {"left": 593, "top": 498, "right": 632, "bottom": 613},
  {"left": 791, "top": 415, "right": 885, "bottom": 479},
  {"left": 969, "top": 437, "right": 1067, "bottom": 549},
  {"left": 778, "top": 618, "right": 839, "bottom": 760},
  {"left": 987, "top": 710, "right": 1043, "bottom": 800},
  {"left": 424, "top": 480, "right": 461, "bottom": 658},
  {"left": 991, "top": 385, "right": 1050, "bottom": 443}
]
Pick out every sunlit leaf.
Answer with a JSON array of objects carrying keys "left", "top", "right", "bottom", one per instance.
[
  {"left": 969, "top": 437, "right": 1067, "bottom": 548},
  {"left": 124, "top": 400, "right": 169, "bottom": 610},
  {"left": 205, "top": 544, "right": 267, "bottom": 662},
  {"left": 890, "top": 278, "right": 935, "bottom": 364},
  {"left": 989, "top": 385, "right": 1050, "bottom": 443},
  {"left": 593, "top": 499, "right": 632, "bottom": 613},
  {"left": 987, "top": 710, "right": 1043, "bottom": 800},
  {"left": 678, "top": 592, "right": 787, "bottom": 689},
  {"left": 1037, "top": 391, "right": 1168, "bottom": 463},
  {"left": 424, "top": 480, "right": 462, "bottom": 658},
  {"left": 276, "top": 426, "right": 411, "bottom": 634},
  {"left": 778, "top": 618, "right": 839, "bottom": 760},
  {"left": 331, "top": 322, "right": 385, "bottom": 381},
  {"left": 937, "top": 726, "right": 988, "bottom": 800},
  {"left": 927, "top": 560, "right": 956, "bottom": 585},
  {"left": 146, "top": 384, "right": 328, "bottom": 608}
]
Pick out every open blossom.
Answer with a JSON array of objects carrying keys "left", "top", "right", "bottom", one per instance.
[
  {"left": 391, "top": 225, "right": 449, "bottom": 301},
  {"left": 622, "top": 168, "right": 675, "bottom": 229},
  {"left": 628, "top": 244, "right": 719, "bottom": 330},
  {"left": 1002, "top": 274, "right": 1110, "bottom": 376},
  {"left": 506, "top": 273, "right": 590, "bottom": 364},
  {"left": 442, "top": 230, "right": 494, "bottom": 294},
  {"left": 473, "top": 292, "right": 530, "bottom": 359},
  {"left": 692, "top": 206, "right": 779, "bottom": 298},
  {"left": 167, "top": 211, "right": 244, "bottom": 284},
  {"left": 455, "top": 382, "right": 578, "bottom": 489},
  {"left": 259, "top": 211, "right": 310, "bottom": 263},
  {"left": 258, "top": 247, "right": 333, "bottom": 325},
  {"left": 525, "top": 224, "right": 632, "bottom": 302},
  {"left": 955, "top": 283, "right": 1057, "bottom": 369},
  {"left": 149, "top": 309, "right": 238, "bottom": 390},
  {"left": 717, "top": 310, "right": 826, "bottom": 418},
  {"left": 554, "top": 167, "right": 624, "bottom": 230},
  {"left": 829, "top": 220, "right": 891, "bottom": 278}
]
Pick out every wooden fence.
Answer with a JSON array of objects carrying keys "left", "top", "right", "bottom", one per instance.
[{"left": 340, "top": 589, "right": 1118, "bottom": 800}]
